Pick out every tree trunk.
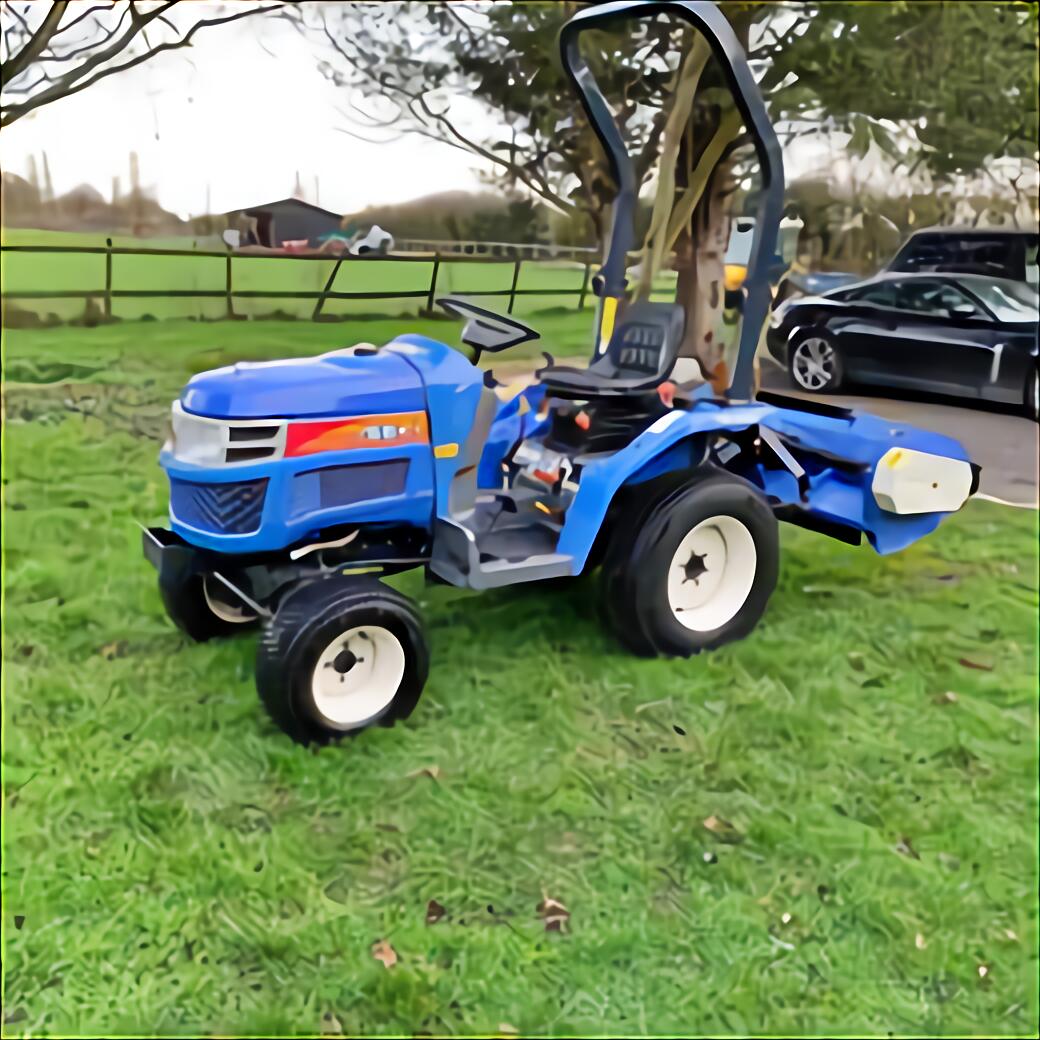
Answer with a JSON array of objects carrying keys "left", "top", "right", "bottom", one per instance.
[{"left": 675, "top": 157, "right": 732, "bottom": 390}]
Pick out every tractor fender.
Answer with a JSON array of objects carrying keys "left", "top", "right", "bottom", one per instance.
[{"left": 557, "top": 403, "right": 770, "bottom": 571}]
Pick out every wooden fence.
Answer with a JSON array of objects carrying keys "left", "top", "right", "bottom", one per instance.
[{"left": 0, "top": 239, "right": 596, "bottom": 322}]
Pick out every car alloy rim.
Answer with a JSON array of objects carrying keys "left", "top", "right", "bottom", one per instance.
[
  {"left": 203, "top": 574, "right": 257, "bottom": 624},
  {"left": 792, "top": 337, "right": 836, "bottom": 390},
  {"left": 666, "top": 514, "right": 758, "bottom": 632},
  {"left": 311, "top": 625, "right": 405, "bottom": 727}
]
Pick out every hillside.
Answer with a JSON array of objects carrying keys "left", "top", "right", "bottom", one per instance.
[{"left": 1, "top": 172, "right": 191, "bottom": 237}]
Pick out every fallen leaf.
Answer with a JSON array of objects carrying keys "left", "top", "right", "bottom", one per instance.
[
  {"left": 915, "top": 932, "right": 927, "bottom": 949},
  {"left": 98, "top": 640, "right": 128, "bottom": 660},
  {"left": 425, "top": 899, "right": 446, "bottom": 925},
  {"left": 320, "top": 1011, "right": 344, "bottom": 1036},
  {"left": 407, "top": 766, "right": 442, "bottom": 781},
  {"left": 371, "top": 939, "right": 398, "bottom": 969},
  {"left": 703, "top": 814, "right": 744, "bottom": 844},
  {"left": 847, "top": 651, "right": 866, "bottom": 672},
  {"left": 498, "top": 1025, "right": 519, "bottom": 1037},
  {"left": 895, "top": 836, "right": 920, "bottom": 860},
  {"left": 536, "top": 896, "right": 570, "bottom": 932},
  {"left": 933, "top": 573, "right": 959, "bottom": 583},
  {"left": 1003, "top": 928, "right": 1019, "bottom": 942},
  {"left": 933, "top": 690, "right": 959, "bottom": 705},
  {"left": 957, "top": 657, "right": 993, "bottom": 672}
]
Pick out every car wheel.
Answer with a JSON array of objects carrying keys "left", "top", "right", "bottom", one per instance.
[
  {"left": 601, "top": 470, "right": 779, "bottom": 657},
  {"left": 256, "top": 575, "right": 428, "bottom": 745},
  {"left": 789, "top": 331, "right": 844, "bottom": 393},
  {"left": 159, "top": 570, "right": 258, "bottom": 641}
]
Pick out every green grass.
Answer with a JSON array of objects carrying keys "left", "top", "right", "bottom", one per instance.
[
  {"left": 2, "top": 320, "right": 1038, "bottom": 1037},
  {"left": 1, "top": 226, "right": 678, "bottom": 323}
]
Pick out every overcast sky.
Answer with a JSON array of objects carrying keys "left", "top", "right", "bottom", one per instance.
[
  {"left": 0, "top": 2, "right": 893, "bottom": 221},
  {"left": 1, "top": 7, "right": 493, "bottom": 218}
]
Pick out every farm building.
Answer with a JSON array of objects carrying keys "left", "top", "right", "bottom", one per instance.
[{"left": 238, "top": 198, "right": 345, "bottom": 249}]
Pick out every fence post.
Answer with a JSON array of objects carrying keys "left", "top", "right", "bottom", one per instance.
[
  {"left": 426, "top": 254, "right": 441, "bottom": 314},
  {"left": 225, "top": 249, "right": 235, "bottom": 319},
  {"left": 507, "top": 257, "right": 522, "bottom": 315},
  {"left": 312, "top": 256, "right": 344, "bottom": 320},
  {"left": 577, "top": 262, "right": 591, "bottom": 311},
  {"left": 104, "top": 238, "right": 113, "bottom": 320}
]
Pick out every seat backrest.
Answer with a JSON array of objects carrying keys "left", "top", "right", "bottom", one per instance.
[{"left": 598, "top": 300, "right": 686, "bottom": 383}]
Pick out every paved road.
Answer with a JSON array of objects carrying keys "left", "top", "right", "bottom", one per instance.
[{"left": 759, "top": 361, "right": 1038, "bottom": 507}]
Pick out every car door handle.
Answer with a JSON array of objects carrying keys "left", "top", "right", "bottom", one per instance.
[{"left": 989, "top": 343, "right": 1007, "bottom": 383}]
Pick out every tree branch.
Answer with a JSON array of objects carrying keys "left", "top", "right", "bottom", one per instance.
[
  {"left": 1, "top": 0, "right": 68, "bottom": 84},
  {"left": 1, "top": 3, "right": 280, "bottom": 128}
]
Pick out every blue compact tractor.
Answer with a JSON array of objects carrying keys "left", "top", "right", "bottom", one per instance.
[{"left": 144, "top": 0, "right": 979, "bottom": 743}]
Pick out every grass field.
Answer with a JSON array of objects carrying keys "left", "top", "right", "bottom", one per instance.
[
  {"left": 2, "top": 318, "right": 1038, "bottom": 1037},
  {"left": 1, "top": 227, "right": 678, "bottom": 323}
]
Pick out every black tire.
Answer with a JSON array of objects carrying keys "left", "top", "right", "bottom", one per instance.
[
  {"left": 600, "top": 469, "right": 779, "bottom": 657},
  {"left": 788, "top": 328, "right": 844, "bottom": 393},
  {"left": 159, "top": 570, "right": 258, "bottom": 642},
  {"left": 255, "top": 575, "right": 429, "bottom": 745}
]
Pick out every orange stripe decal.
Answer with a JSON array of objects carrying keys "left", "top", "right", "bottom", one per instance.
[{"left": 285, "top": 411, "right": 429, "bottom": 457}]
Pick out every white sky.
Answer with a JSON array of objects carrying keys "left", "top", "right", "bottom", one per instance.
[
  {"left": 0, "top": 6, "right": 492, "bottom": 219},
  {"left": 0, "top": 2, "right": 967, "bottom": 222}
]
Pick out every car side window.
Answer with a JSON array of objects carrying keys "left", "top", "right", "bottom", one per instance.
[
  {"left": 896, "top": 281, "right": 981, "bottom": 317},
  {"left": 848, "top": 283, "right": 900, "bottom": 307}
]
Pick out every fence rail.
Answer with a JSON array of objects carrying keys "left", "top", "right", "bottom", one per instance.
[
  {"left": 393, "top": 238, "right": 598, "bottom": 261},
  {"left": 0, "top": 239, "right": 600, "bottom": 321}
]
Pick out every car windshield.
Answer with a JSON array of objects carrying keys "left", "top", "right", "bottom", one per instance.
[
  {"left": 966, "top": 280, "right": 1039, "bottom": 322},
  {"left": 891, "top": 233, "right": 1029, "bottom": 280}
]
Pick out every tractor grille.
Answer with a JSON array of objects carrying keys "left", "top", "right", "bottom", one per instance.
[
  {"left": 169, "top": 477, "right": 268, "bottom": 534},
  {"left": 290, "top": 460, "right": 409, "bottom": 517}
]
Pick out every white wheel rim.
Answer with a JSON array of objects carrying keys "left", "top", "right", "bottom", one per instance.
[
  {"left": 792, "top": 337, "right": 836, "bottom": 390},
  {"left": 311, "top": 625, "right": 405, "bottom": 727},
  {"left": 667, "top": 514, "right": 757, "bottom": 632},
  {"left": 203, "top": 574, "right": 257, "bottom": 624}
]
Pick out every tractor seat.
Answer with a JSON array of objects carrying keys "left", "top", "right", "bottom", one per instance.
[{"left": 538, "top": 300, "right": 686, "bottom": 398}]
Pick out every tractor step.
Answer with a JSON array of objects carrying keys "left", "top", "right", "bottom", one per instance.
[{"left": 429, "top": 517, "right": 573, "bottom": 590}]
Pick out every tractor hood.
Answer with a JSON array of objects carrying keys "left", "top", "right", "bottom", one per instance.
[{"left": 180, "top": 348, "right": 425, "bottom": 420}]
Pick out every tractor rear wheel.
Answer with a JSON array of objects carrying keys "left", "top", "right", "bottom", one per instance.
[
  {"left": 256, "top": 575, "right": 428, "bottom": 745},
  {"left": 601, "top": 470, "right": 779, "bottom": 657}
]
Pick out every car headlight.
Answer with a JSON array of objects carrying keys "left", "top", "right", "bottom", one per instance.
[{"left": 770, "top": 300, "right": 792, "bottom": 328}]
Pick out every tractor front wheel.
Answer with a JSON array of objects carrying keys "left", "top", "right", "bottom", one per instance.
[
  {"left": 256, "top": 576, "right": 429, "bottom": 745},
  {"left": 601, "top": 471, "right": 779, "bottom": 657},
  {"left": 159, "top": 570, "right": 259, "bottom": 642}
]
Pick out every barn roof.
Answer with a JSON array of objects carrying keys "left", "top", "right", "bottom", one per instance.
[{"left": 240, "top": 197, "right": 343, "bottom": 219}]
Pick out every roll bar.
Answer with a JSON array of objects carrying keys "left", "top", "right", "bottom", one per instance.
[{"left": 559, "top": 0, "right": 785, "bottom": 400}]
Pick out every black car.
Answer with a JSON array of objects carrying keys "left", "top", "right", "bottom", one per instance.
[
  {"left": 766, "top": 272, "right": 1039, "bottom": 417},
  {"left": 887, "top": 227, "right": 1039, "bottom": 284}
]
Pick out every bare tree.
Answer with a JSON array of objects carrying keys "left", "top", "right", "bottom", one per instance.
[
  {"left": 283, "top": 1, "right": 683, "bottom": 241},
  {"left": 0, "top": 1, "right": 282, "bottom": 129}
]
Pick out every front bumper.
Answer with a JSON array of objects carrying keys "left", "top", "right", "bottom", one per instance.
[
  {"left": 160, "top": 443, "right": 434, "bottom": 554},
  {"left": 765, "top": 327, "right": 788, "bottom": 365}
]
